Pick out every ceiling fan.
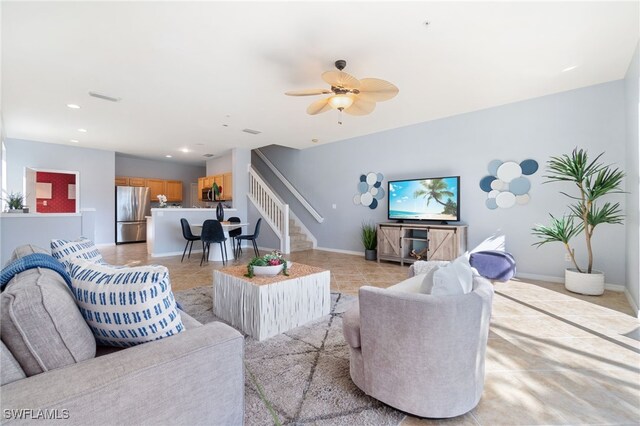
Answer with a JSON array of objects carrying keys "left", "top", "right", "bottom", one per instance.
[{"left": 285, "top": 60, "right": 399, "bottom": 124}]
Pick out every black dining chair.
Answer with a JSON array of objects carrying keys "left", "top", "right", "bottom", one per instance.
[
  {"left": 180, "top": 218, "right": 201, "bottom": 262},
  {"left": 235, "top": 218, "right": 261, "bottom": 258},
  {"left": 200, "top": 219, "right": 228, "bottom": 266},
  {"left": 227, "top": 216, "right": 242, "bottom": 259}
]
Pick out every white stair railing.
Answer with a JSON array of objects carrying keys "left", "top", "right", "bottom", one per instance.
[
  {"left": 248, "top": 165, "right": 290, "bottom": 253},
  {"left": 254, "top": 149, "right": 324, "bottom": 223}
]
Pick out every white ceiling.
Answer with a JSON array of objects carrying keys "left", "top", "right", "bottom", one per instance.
[{"left": 2, "top": 1, "right": 639, "bottom": 165}]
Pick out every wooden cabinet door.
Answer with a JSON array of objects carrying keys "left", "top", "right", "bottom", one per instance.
[
  {"left": 115, "top": 176, "right": 129, "bottom": 186},
  {"left": 222, "top": 172, "right": 233, "bottom": 200},
  {"left": 129, "top": 177, "right": 146, "bottom": 187},
  {"left": 165, "top": 180, "right": 183, "bottom": 202},
  {"left": 378, "top": 225, "right": 402, "bottom": 257},
  {"left": 145, "top": 179, "right": 166, "bottom": 201},
  {"left": 427, "top": 229, "right": 456, "bottom": 261},
  {"left": 197, "top": 177, "right": 205, "bottom": 201}
]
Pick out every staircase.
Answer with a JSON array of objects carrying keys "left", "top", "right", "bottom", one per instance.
[{"left": 289, "top": 218, "right": 314, "bottom": 252}]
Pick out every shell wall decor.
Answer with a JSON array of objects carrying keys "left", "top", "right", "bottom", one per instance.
[
  {"left": 479, "top": 159, "right": 538, "bottom": 209},
  {"left": 354, "top": 172, "right": 385, "bottom": 209}
]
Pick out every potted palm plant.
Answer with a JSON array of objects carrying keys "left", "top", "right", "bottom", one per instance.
[
  {"left": 361, "top": 222, "right": 377, "bottom": 261},
  {"left": 532, "top": 148, "right": 624, "bottom": 295}
]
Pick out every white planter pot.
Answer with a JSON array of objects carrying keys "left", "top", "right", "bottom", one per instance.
[
  {"left": 565, "top": 268, "right": 605, "bottom": 296},
  {"left": 252, "top": 262, "right": 292, "bottom": 276}
]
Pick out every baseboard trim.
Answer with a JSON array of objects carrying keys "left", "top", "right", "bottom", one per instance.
[
  {"left": 515, "top": 272, "right": 625, "bottom": 292},
  {"left": 151, "top": 249, "right": 204, "bottom": 258},
  {"left": 95, "top": 243, "right": 116, "bottom": 247},
  {"left": 624, "top": 288, "right": 640, "bottom": 318},
  {"left": 316, "top": 246, "right": 363, "bottom": 257}
]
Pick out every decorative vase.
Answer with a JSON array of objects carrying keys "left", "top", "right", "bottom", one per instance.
[
  {"left": 365, "top": 249, "right": 377, "bottom": 261},
  {"left": 216, "top": 203, "right": 224, "bottom": 221},
  {"left": 565, "top": 268, "right": 605, "bottom": 296}
]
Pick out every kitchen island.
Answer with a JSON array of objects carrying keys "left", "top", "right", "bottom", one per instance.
[{"left": 146, "top": 207, "right": 242, "bottom": 260}]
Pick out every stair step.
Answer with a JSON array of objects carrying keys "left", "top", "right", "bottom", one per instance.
[
  {"left": 289, "top": 232, "right": 309, "bottom": 242},
  {"left": 289, "top": 225, "right": 301, "bottom": 234},
  {"left": 290, "top": 240, "right": 314, "bottom": 252}
]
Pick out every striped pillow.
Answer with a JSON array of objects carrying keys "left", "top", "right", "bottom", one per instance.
[
  {"left": 67, "top": 259, "right": 185, "bottom": 347},
  {"left": 51, "top": 237, "right": 105, "bottom": 269}
]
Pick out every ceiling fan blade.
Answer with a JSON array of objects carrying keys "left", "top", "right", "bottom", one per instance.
[
  {"left": 357, "top": 78, "right": 399, "bottom": 102},
  {"left": 285, "top": 89, "right": 332, "bottom": 96},
  {"left": 322, "top": 71, "right": 361, "bottom": 89},
  {"left": 344, "top": 97, "right": 376, "bottom": 116},
  {"left": 306, "top": 97, "right": 332, "bottom": 115}
]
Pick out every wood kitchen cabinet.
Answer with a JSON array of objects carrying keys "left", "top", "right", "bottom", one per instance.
[
  {"left": 165, "top": 180, "right": 183, "bottom": 202},
  {"left": 145, "top": 179, "right": 166, "bottom": 200},
  {"left": 198, "top": 173, "right": 233, "bottom": 201},
  {"left": 115, "top": 176, "right": 129, "bottom": 186},
  {"left": 129, "top": 177, "right": 146, "bottom": 187},
  {"left": 222, "top": 172, "right": 233, "bottom": 200}
]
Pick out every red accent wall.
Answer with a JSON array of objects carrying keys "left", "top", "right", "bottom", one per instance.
[{"left": 36, "top": 172, "right": 76, "bottom": 213}]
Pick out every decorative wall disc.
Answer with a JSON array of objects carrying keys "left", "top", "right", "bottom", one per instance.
[
  {"left": 480, "top": 159, "right": 537, "bottom": 210},
  {"left": 354, "top": 172, "right": 385, "bottom": 209}
]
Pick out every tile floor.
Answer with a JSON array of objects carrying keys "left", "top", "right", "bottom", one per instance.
[{"left": 101, "top": 243, "right": 640, "bottom": 425}]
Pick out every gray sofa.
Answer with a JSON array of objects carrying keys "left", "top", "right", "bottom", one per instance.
[
  {"left": 342, "top": 272, "right": 494, "bottom": 418},
  {"left": 1, "top": 245, "right": 244, "bottom": 425}
]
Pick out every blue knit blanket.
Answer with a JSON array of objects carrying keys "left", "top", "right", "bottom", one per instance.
[{"left": 0, "top": 253, "right": 72, "bottom": 291}]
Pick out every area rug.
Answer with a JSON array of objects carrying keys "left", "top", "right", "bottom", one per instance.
[{"left": 174, "top": 286, "right": 406, "bottom": 425}]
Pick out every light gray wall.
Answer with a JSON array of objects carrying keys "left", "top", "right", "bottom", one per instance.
[
  {"left": 254, "top": 80, "right": 628, "bottom": 285},
  {"left": 115, "top": 154, "right": 205, "bottom": 206},
  {"left": 625, "top": 41, "right": 639, "bottom": 314},
  {"left": 1, "top": 215, "right": 82, "bottom": 265},
  {"left": 206, "top": 153, "right": 232, "bottom": 175},
  {"left": 4, "top": 138, "right": 115, "bottom": 244}
]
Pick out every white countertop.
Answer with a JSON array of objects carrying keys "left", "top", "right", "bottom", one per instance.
[
  {"left": 0, "top": 212, "right": 82, "bottom": 218},
  {"left": 150, "top": 208, "right": 237, "bottom": 212}
]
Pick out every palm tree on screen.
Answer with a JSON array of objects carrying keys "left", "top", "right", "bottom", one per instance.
[{"left": 413, "top": 179, "right": 454, "bottom": 208}]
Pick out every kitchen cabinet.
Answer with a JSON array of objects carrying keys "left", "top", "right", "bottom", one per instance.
[
  {"left": 165, "top": 180, "right": 183, "bottom": 202},
  {"left": 198, "top": 173, "right": 233, "bottom": 201},
  {"left": 223, "top": 172, "right": 233, "bottom": 200},
  {"left": 115, "top": 176, "right": 129, "bottom": 186},
  {"left": 145, "top": 179, "right": 166, "bottom": 200},
  {"left": 129, "top": 177, "right": 146, "bottom": 187}
]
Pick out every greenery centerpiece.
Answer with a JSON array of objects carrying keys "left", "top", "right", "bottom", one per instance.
[
  {"left": 245, "top": 251, "right": 290, "bottom": 278},
  {"left": 361, "top": 222, "right": 377, "bottom": 261},
  {"left": 532, "top": 148, "right": 624, "bottom": 295}
]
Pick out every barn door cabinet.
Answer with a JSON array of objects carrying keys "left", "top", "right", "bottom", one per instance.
[{"left": 377, "top": 222, "right": 467, "bottom": 266}]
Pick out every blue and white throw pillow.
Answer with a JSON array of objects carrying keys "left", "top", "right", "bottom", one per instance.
[
  {"left": 51, "top": 237, "right": 105, "bottom": 270},
  {"left": 67, "top": 259, "right": 185, "bottom": 347}
]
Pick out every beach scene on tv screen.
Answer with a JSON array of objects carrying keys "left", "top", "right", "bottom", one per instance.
[{"left": 389, "top": 177, "right": 458, "bottom": 220}]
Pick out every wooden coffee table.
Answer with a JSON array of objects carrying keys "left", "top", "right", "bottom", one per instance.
[{"left": 213, "top": 263, "right": 330, "bottom": 341}]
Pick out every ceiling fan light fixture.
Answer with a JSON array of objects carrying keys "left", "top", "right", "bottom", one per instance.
[{"left": 328, "top": 94, "right": 354, "bottom": 110}]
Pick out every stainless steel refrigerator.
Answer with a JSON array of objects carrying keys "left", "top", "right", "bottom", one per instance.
[{"left": 116, "top": 186, "right": 151, "bottom": 244}]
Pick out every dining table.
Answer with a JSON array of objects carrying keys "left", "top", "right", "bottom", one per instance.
[{"left": 190, "top": 221, "right": 249, "bottom": 261}]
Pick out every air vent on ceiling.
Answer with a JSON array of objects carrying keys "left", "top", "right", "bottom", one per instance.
[
  {"left": 242, "top": 128, "right": 262, "bottom": 135},
  {"left": 89, "top": 91, "right": 121, "bottom": 102},
  {"left": 203, "top": 154, "right": 215, "bottom": 158}
]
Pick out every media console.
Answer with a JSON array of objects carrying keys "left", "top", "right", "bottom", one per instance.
[{"left": 377, "top": 222, "right": 467, "bottom": 266}]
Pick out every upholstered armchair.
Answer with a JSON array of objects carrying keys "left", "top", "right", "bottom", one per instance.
[{"left": 342, "top": 274, "right": 494, "bottom": 418}]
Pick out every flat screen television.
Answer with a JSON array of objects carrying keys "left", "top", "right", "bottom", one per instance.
[{"left": 388, "top": 176, "right": 460, "bottom": 222}]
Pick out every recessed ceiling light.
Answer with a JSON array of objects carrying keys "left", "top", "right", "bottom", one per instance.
[
  {"left": 67, "top": 104, "right": 81, "bottom": 109},
  {"left": 70, "top": 139, "right": 79, "bottom": 143},
  {"left": 165, "top": 155, "right": 172, "bottom": 158},
  {"left": 312, "top": 139, "right": 319, "bottom": 143},
  {"left": 195, "top": 143, "right": 204, "bottom": 146},
  {"left": 222, "top": 124, "right": 229, "bottom": 127},
  {"left": 180, "top": 148, "right": 190, "bottom": 153},
  {"left": 88, "top": 91, "right": 121, "bottom": 102},
  {"left": 242, "top": 128, "right": 261, "bottom": 135},
  {"left": 77, "top": 128, "right": 87, "bottom": 132},
  {"left": 562, "top": 65, "right": 577, "bottom": 73}
]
